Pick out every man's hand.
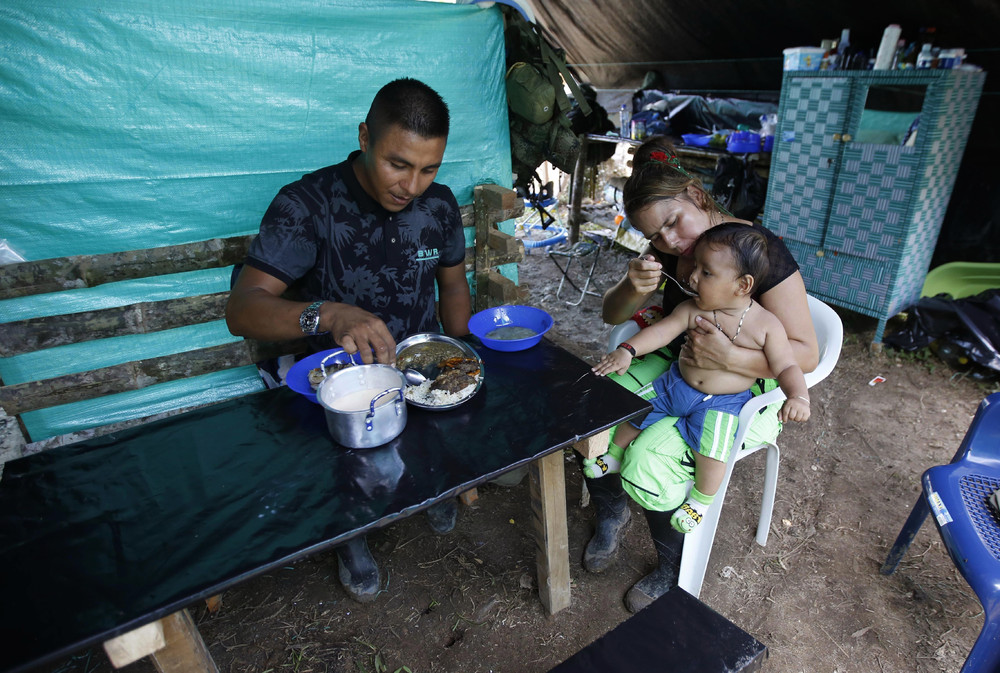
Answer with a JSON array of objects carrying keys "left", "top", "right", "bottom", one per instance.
[
  {"left": 327, "top": 304, "right": 397, "bottom": 365},
  {"left": 678, "top": 315, "right": 733, "bottom": 371}
]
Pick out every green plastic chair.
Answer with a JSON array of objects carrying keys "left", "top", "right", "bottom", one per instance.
[{"left": 921, "top": 262, "right": 1000, "bottom": 299}]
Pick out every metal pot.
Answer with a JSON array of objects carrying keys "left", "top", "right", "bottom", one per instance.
[{"left": 316, "top": 364, "right": 407, "bottom": 448}]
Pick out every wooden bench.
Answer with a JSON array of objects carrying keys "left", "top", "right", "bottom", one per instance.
[{"left": 0, "top": 184, "right": 525, "bottom": 671}]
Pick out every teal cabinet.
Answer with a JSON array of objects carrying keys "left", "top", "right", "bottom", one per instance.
[{"left": 763, "top": 69, "right": 986, "bottom": 343}]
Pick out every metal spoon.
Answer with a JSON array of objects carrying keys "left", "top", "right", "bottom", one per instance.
[
  {"left": 401, "top": 368, "right": 428, "bottom": 386},
  {"left": 661, "top": 270, "right": 698, "bottom": 297},
  {"left": 401, "top": 362, "right": 443, "bottom": 386}
]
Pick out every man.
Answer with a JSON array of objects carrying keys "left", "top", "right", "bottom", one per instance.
[{"left": 226, "top": 78, "right": 471, "bottom": 603}]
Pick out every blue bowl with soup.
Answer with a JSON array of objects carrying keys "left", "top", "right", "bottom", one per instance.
[{"left": 468, "top": 305, "right": 553, "bottom": 352}]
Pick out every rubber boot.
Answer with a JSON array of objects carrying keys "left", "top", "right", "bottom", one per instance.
[
  {"left": 336, "top": 536, "right": 380, "bottom": 603},
  {"left": 625, "top": 508, "right": 683, "bottom": 613},
  {"left": 425, "top": 498, "right": 458, "bottom": 535},
  {"left": 583, "top": 473, "right": 631, "bottom": 573}
]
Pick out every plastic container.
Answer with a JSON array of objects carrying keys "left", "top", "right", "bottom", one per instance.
[
  {"left": 468, "top": 305, "right": 553, "bottom": 352},
  {"left": 681, "top": 133, "right": 712, "bottom": 147},
  {"left": 783, "top": 47, "right": 825, "bottom": 71},
  {"left": 726, "top": 130, "right": 762, "bottom": 153},
  {"left": 517, "top": 222, "right": 567, "bottom": 252}
]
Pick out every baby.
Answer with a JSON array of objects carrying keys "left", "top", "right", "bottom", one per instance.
[{"left": 589, "top": 222, "right": 810, "bottom": 533}]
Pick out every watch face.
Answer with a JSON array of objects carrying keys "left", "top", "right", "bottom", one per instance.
[{"left": 300, "top": 302, "right": 322, "bottom": 335}]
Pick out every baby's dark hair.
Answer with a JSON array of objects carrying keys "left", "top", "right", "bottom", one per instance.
[
  {"left": 696, "top": 222, "right": 770, "bottom": 286},
  {"left": 366, "top": 78, "right": 449, "bottom": 144}
]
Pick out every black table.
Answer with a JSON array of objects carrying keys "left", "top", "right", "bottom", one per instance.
[{"left": 0, "top": 337, "right": 649, "bottom": 673}]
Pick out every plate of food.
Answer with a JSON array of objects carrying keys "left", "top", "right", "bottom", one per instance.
[
  {"left": 286, "top": 348, "right": 359, "bottom": 404},
  {"left": 395, "top": 333, "right": 484, "bottom": 410}
]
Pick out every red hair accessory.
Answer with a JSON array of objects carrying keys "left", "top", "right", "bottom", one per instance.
[{"left": 648, "top": 150, "right": 692, "bottom": 179}]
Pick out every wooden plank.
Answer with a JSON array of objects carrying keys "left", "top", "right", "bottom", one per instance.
[
  {"left": 473, "top": 184, "right": 524, "bottom": 312},
  {"left": 487, "top": 270, "right": 525, "bottom": 305},
  {"left": 458, "top": 488, "right": 479, "bottom": 506},
  {"left": 103, "top": 619, "right": 166, "bottom": 668},
  {"left": 529, "top": 450, "right": 571, "bottom": 614},
  {"left": 204, "top": 594, "right": 223, "bottom": 614},
  {"left": 573, "top": 429, "right": 610, "bottom": 460},
  {"left": 0, "top": 339, "right": 307, "bottom": 416},
  {"left": 0, "top": 236, "right": 253, "bottom": 300},
  {"left": 150, "top": 609, "right": 219, "bottom": 673},
  {"left": 0, "top": 293, "right": 230, "bottom": 357}
]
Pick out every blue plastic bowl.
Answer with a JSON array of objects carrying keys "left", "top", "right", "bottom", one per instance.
[{"left": 468, "top": 305, "right": 554, "bottom": 352}]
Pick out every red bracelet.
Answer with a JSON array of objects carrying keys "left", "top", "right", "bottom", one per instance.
[{"left": 618, "top": 341, "right": 636, "bottom": 356}]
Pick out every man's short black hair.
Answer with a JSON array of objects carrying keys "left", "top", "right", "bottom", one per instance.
[{"left": 366, "top": 78, "right": 450, "bottom": 144}]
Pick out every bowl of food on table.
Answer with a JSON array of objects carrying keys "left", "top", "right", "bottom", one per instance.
[
  {"left": 467, "top": 305, "right": 553, "bottom": 352},
  {"left": 286, "top": 348, "right": 359, "bottom": 404},
  {"left": 395, "top": 333, "right": 484, "bottom": 410}
]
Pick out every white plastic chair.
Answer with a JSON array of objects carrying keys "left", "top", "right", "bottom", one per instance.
[{"left": 606, "top": 294, "right": 843, "bottom": 597}]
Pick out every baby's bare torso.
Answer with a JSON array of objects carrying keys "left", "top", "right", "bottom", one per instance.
[{"left": 677, "top": 304, "right": 771, "bottom": 395}]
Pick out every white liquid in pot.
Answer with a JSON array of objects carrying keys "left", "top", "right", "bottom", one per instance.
[{"left": 328, "top": 389, "right": 395, "bottom": 412}]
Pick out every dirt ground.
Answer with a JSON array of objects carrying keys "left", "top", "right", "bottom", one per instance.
[{"left": 46, "top": 201, "right": 995, "bottom": 673}]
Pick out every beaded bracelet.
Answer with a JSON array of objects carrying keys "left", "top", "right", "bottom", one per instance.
[{"left": 618, "top": 341, "right": 637, "bottom": 357}]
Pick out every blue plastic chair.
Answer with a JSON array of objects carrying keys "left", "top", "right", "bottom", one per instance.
[{"left": 881, "top": 392, "right": 1000, "bottom": 673}]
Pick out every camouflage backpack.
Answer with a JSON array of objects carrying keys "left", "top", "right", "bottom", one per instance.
[{"left": 501, "top": 7, "right": 594, "bottom": 192}]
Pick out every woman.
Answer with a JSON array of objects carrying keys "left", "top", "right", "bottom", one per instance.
[{"left": 586, "top": 137, "right": 819, "bottom": 612}]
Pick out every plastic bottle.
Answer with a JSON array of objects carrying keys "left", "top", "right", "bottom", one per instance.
[
  {"left": 619, "top": 104, "right": 631, "bottom": 139},
  {"left": 916, "top": 43, "right": 933, "bottom": 69},
  {"left": 899, "top": 42, "right": 918, "bottom": 69},
  {"left": 833, "top": 28, "right": 851, "bottom": 69},
  {"left": 890, "top": 39, "right": 906, "bottom": 69}
]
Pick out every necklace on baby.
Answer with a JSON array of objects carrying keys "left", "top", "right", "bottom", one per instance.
[{"left": 713, "top": 299, "right": 753, "bottom": 343}]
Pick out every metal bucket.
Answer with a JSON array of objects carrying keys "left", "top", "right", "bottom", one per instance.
[{"left": 316, "top": 364, "right": 407, "bottom": 448}]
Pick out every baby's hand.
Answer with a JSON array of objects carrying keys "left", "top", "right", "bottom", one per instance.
[
  {"left": 592, "top": 349, "right": 633, "bottom": 377},
  {"left": 779, "top": 397, "right": 810, "bottom": 423}
]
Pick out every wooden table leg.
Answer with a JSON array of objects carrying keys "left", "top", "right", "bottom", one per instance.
[
  {"left": 530, "top": 450, "right": 571, "bottom": 614},
  {"left": 573, "top": 429, "right": 610, "bottom": 460},
  {"left": 150, "top": 609, "right": 218, "bottom": 673},
  {"left": 103, "top": 609, "right": 218, "bottom": 672}
]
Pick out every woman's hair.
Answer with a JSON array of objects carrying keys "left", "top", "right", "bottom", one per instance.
[
  {"left": 696, "top": 221, "right": 770, "bottom": 287},
  {"left": 622, "top": 136, "right": 722, "bottom": 221},
  {"left": 366, "top": 78, "right": 450, "bottom": 144}
]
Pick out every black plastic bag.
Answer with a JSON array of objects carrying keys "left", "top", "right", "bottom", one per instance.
[
  {"left": 884, "top": 289, "right": 1000, "bottom": 377},
  {"left": 711, "top": 156, "right": 767, "bottom": 221}
]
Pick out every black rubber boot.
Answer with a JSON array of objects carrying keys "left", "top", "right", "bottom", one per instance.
[
  {"left": 425, "top": 498, "right": 458, "bottom": 535},
  {"left": 336, "top": 536, "right": 380, "bottom": 603},
  {"left": 625, "top": 508, "right": 683, "bottom": 613},
  {"left": 583, "top": 473, "right": 631, "bottom": 573}
]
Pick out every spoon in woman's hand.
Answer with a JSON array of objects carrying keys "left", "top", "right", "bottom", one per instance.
[{"left": 660, "top": 270, "right": 698, "bottom": 297}]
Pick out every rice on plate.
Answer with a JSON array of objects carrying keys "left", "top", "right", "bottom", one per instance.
[{"left": 404, "top": 378, "right": 478, "bottom": 407}]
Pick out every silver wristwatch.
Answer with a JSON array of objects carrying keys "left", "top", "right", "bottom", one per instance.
[{"left": 299, "top": 301, "right": 326, "bottom": 335}]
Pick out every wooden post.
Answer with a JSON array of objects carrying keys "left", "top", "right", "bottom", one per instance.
[
  {"left": 150, "top": 609, "right": 219, "bottom": 673},
  {"left": 103, "top": 621, "right": 166, "bottom": 668},
  {"left": 529, "top": 450, "right": 571, "bottom": 614},
  {"left": 568, "top": 135, "right": 588, "bottom": 245},
  {"left": 473, "top": 184, "right": 524, "bottom": 312},
  {"left": 573, "top": 429, "right": 610, "bottom": 460},
  {"left": 102, "top": 609, "right": 217, "bottom": 672}
]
